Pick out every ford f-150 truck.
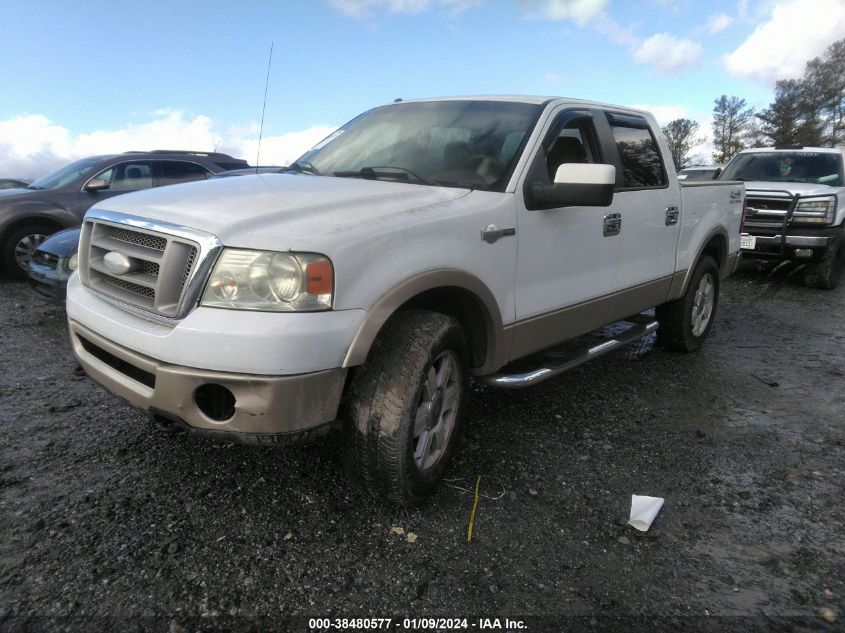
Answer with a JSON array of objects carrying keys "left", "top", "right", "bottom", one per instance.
[
  {"left": 66, "top": 97, "right": 744, "bottom": 503},
  {"left": 720, "top": 145, "right": 845, "bottom": 289}
]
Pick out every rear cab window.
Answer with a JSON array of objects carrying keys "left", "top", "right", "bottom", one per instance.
[{"left": 606, "top": 113, "right": 667, "bottom": 189}]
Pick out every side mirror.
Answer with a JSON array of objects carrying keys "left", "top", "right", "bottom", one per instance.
[
  {"left": 711, "top": 168, "right": 723, "bottom": 180},
  {"left": 84, "top": 178, "right": 109, "bottom": 192},
  {"left": 526, "top": 163, "right": 616, "bottom": 210}
]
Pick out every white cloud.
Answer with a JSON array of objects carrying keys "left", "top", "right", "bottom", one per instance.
[
  {"left": 632, "top": 32, "right": 703, "bottom": 72},
  {"left": 539, "top": 0, "right": 609, "bottom": 24},
  {"left": 0, "top": 111, "right": 335, "bottom": 180},
  {"left": 327, "top": 0, "right": 479, "bottom": 16},
  {"left": 705, "top": 12, "right": 733, "bottom": 34},
  {"left": 628, "top": 104, "right": 689, "bottom": 125},
  {"left": 724, "top": 0, "right": 845, "bottom": 84},
  {"left": 531, "top": 1, "right": 698, "bottom": 71}
]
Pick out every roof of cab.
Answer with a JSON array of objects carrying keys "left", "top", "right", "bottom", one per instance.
[{"left": 393, "top": 95, "right": 654, "bottom": 118}]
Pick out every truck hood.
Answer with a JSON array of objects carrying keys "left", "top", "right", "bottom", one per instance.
[
  {"left": 90, "top": 173, "right": 472, "bottom": 249},
  {"left": 743, "top": 181, "right": 842, "bottom": 197}
]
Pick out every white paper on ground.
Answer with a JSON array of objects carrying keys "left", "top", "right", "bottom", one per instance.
[{"left": 628, "top": 495, "right": 665, "bottom": 531}]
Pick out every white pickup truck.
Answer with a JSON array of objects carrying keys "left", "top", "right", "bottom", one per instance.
[
  {"left": 720, "top": 145, "right": 845, "bottom": 289},
  {"left": 66, "top": 96, "right": 744, "bottom": 503}
]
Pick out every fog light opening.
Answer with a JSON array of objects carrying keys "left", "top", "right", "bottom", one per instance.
[{"left": 194, "top": 383, "right": 236, "bottom": 421}]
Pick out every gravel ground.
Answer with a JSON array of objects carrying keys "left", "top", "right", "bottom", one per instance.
[{"left": 1, "top": 262, "right": 843, "bottom": 631}]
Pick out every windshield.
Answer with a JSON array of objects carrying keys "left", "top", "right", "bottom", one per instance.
[
  {"left": 721, "top": 152, "right": 844, "bottom": 186},
  {"left": 29, "top": 157, "right": 102, "bottom": 190},
  {"left": 295, "top": 101, "right": 542, "bottom": 191}
]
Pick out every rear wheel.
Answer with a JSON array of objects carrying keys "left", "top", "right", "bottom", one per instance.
[
  {"left": 656, "top": 256, "right": 720, "bottom": 352},
  {"left": 343, "top": 310, "right": 468, "bottom": 504},
  {"left": 2, "top": 223, "right": 54, "bottom": 279}
]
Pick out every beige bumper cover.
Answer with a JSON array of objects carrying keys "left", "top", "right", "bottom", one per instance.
[{"left": 69, "top": 320, "right": 347, "bottom": 437}]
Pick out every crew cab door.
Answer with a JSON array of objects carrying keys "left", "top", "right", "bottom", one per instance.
[
  {"left": 602, "top": 112, "right": 680, "bottom": 292},
  {"left": 511, "top": 108, "right": 681, "bottom": 360},
  {"left": 511, "top": 107, "right": 621, "bottom": 358}
]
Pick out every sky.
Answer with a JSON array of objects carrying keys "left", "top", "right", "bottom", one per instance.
[{"left": 1, "top": 0, "right": 844, "bottom": 179}]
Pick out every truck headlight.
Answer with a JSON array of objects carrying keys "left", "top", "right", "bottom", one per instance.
[
  {"left": 793, "top": 197, "right": 836, "bottom": 225},
  {"left": 201, "top": 249, "right": 333, "bottom": 311}
]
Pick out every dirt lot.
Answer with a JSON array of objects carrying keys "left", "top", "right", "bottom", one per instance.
[{"left": 1, "top": 262, "right": 843, "bottom": 631}]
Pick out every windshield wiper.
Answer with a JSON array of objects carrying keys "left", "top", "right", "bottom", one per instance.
[
  {"left": 26, "top": 184, "right": 45, "bottom": 190},
  {"left": 285, "top": 160, "right": 320, "bottom": 175},
  {"left": 333, "top": 166, "right": 434, "bottom": 186}
]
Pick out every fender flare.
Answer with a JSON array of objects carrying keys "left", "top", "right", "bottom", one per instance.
[{"left": 342, "top": 269, "right": 508, "bottom": 375}]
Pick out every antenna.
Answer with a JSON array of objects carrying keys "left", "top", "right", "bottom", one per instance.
[{"left": 255, "top": 42, "right": 274, "bottom": 173}]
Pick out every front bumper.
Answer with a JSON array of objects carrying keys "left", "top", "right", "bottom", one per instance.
[
  {"left": 69, "top": 320, "right": 347, "bottom": 441},
  {"left": 740, "top": 225, "right": 841, "bottom": 261},
  {"left": 28, "top": 260, "right": 70, "bottom": 304}
]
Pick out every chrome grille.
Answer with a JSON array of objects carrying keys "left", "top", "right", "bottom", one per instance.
[
  {"left": 32, "top": 250, "right": 59, "bottom": 269},
  {"left": 181, "top": 247, "right": 198, "bottom": 290},
  {"left": 744, "top": 194, "right": 793, "bottom": 228},
  {"left": 104, "top": 225, "right": 166, "bottom": 251},
  {"left": 79, "top": 213, "right": 219, "bottom": 319},
  {"left": 105, "top": 276, "right": 155, "bottom": 299}
]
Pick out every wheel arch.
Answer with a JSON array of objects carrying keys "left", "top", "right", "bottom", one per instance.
[
  {"left": 342, "top": 270, "right": 508, "bottom": 376},
  {"left": 669, "top": 227, "right": 730, "bottom": 300}
]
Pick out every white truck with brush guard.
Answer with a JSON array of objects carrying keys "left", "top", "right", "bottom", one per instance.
[{"left": 66, "top": 96, "right": 744, "bottom": 504}]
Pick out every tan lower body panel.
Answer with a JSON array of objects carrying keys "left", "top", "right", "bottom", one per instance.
[
  {"left": 507, "top": 276, "right": 673, "bottom": 361},
  {"left": 68, "top": 320, "right": 347, "bottom": 435}
]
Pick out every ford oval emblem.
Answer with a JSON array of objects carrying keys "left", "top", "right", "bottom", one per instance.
[{"left": 103, "top": 251, "right": 133, "bottom": 276}]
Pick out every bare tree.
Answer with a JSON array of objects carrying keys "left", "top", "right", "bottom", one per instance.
[
  {"left": 661, "top": 118, "right": 705, "bottom": 170},
  {"left": 712, "top": 95, "right": 755, "bottom": 163}
]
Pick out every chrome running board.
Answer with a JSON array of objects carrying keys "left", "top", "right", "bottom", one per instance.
[{"left": 479, "top": 320, "right": 659, "bottom": 389}]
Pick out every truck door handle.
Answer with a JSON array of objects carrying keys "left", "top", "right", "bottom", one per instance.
[
  {"left": 603, "top": 213, "right": 621, "bottom": 236},
  {"left": 665, "top": 205, "right": 679, "bottom": 226},
  {"left": 481, "top": 224, "right": 516, "bottom": 243}
]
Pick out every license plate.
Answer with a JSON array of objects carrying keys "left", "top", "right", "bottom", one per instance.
[{"left": 740, "top": 234, "right": 756, "bottom": 250}]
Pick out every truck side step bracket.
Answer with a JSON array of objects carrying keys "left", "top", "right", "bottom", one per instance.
[{"left": 478, "top": 320, "right": 659, "bottom": 390}]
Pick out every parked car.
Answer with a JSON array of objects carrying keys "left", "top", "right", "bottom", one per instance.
[
  {"left": 27, "top": 227, "right": 81, "bottom": 303},
  {"left": 721, "top": 145, "right": 845, "bottom": 288},
  {"left": 66, "top": 96, "right": 744, "bottom": 503},
  {"left": 0, "top": 150, "right": 248, "bottom": 278},
  {"left": 27, "top": 166, "right": 281, "bottom": 302},
  {"left": 0, "top": 178, "right": 30, "bottom": 190},
  {"left": 678, "top": 165, "right": 723, "bottom": 181}
]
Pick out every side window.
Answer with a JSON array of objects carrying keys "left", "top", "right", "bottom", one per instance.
[
  {"left": 545, "top": 116, "right": 600, "bottom": 183},
  {"left": 160, "top": 161, "right": 211, "bottom": 185},
  {"left": 94, "top": 161, "right": 154, "bottom": 191},
  {"left": 609, "top": 122, "right": 666, "bottom": 188}
]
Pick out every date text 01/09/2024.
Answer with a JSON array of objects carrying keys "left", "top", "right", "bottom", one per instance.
[{"left": 307, "top": 618, "right": 527, "bottom": 630}]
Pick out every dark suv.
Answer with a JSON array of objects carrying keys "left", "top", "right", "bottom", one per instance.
[{"left": 0, "top": 150, "right": 248, "bottom": 278}]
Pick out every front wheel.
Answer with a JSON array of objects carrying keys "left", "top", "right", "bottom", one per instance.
[
  {"left": 803, "top": 241, "right": 843, "bottom": 290},
  {"left": 656, "top": 256, "right": 720, "bottom": 352},
  {"left": 343, "top": 310, "right": 468, "bottom": 504},
  {"left": 2, "top": 223, "right": 54, "bottom": 278}
]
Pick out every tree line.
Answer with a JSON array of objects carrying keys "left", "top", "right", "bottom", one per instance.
[{"left": 660, "top": 37, "right": 845, "bottom": 170}]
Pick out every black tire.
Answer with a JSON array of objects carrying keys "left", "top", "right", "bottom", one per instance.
[
  {"left": 2, "top": 223, "right": 55, "bottom": 279},
  {"left": 803, "top": 241, "right": 843, "bottom": 290},
  {"left": 656, "top": 256, "right": 720, "bottom": 352},
  {"left": 343, "top": 310, "right": 469, "bottom": 504}
]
